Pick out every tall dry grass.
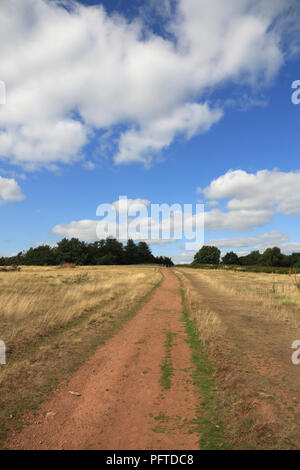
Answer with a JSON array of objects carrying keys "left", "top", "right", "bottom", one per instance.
[
  {"left": 184, "top": 268, "right": 300, "bottom": 327},
  {"left": 176, "top": 267, "right": 300, "bottom": 449},
  {"left": 0, "top": 266, "right": 161, "bottom": 352},
  {"left": 174, "top": 269, "right": 226, "bottom": 354},
  {"left": 0, "top": 265, "right": 162, "bottom": 445}
]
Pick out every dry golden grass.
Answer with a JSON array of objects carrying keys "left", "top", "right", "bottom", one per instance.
[
  {"left": 176, "top": 268, "right": 300, "bottom": 450},
  {"left": 187, "top": 268, "right": 300, "bottom": 327},
  {"left": 0, "top": 266, "right": 161, "bottom": 351},
  {"left": 174, "top": 269, "right": 225, "bottom": 352},
  {"left": 0, "top": 265, "right": 162, "bottom": 446}
]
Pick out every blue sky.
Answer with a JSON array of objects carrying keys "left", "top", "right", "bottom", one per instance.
[{"left": 0, "top": 0, "right": 300, "bottom": 263}]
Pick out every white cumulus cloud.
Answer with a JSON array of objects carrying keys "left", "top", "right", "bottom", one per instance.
[
  {"left": 207, "top": 231, "right": 289, "bottom": 249},
  {"left": 52, "top": 219, "right": 98, "bottom": 242},
  {"left": 0, "top": 0, "right": 299, "bottom": 169},
  {"left": 198, "top": 169, "right": 300, "bottom": 231},
  {"left": 0, "top": 176, "right": 24, "bottom": 202}
]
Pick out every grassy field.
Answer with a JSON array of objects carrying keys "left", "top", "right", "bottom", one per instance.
[
  {"left": 2, "top": 265, "right": 299, "bottom": 449},
  {"left": 176, "top": 268, "right": 300, "bottom": 450},
  {"left": 0, "top": 265, "right": 162, "bottom": 446},
  {"left": 183, "top": 263, "right": 300, "bottom": 274}
]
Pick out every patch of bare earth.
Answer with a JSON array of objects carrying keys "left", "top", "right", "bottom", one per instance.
[
  {"left": 7, "top": 269, "right": 199, "bottom": 450},
  {"left": 179, "top": 269, "right": 300, "bottom": 449}
]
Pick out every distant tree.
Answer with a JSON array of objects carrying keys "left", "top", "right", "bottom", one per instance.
[
  {"left": 0, "top": 237, "right": 185, "bottom": 268},
  {"left": 163, "top": 257, "right": 174, "bottom": 267},
  {"left": 23, "top": 245, "right": 56, "bottom": 266},
  {"left": 194, "top": 246, "right": 220, "bottom": 265},
  {"left": 239, "top": 250, "right": 261, "bottom": 266},
  {"left": 97, "top": 254, "right": 117, "bottom": 265},
  {"left": 222, "top": 251, "right": 240, "bottom": 265},
  {"left": 124, "top": 239, "right": 139, "bottom": 264},
  {"left": 155, "top": 256, "right": 174, "bottom": 267},
  {"left": 86, "top": 241, "right": 104, "bottom": 265},
  {"left": 290, "top": 252, "right": 300, "bottom": 268},
  {"left": 281, "top": 254, "right": 293, "bottom": 268},
  {"left": 259, "top": 247, "right": 284, "bottom": 267},
  {"left": 54, "top": 238, "right": 88, "bottom": 265},
  {"left": 137, "top": 242, "right": 155, "bottom": 264},
  {"left": 104, "top": 238, "right": 124, "bottom": 263}
]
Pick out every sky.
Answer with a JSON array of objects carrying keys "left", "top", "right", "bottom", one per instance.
[{"left": 0, "top": 0, "right": 300, "bottom": 263}]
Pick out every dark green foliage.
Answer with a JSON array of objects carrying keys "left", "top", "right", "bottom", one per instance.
[
  {"left": 259, "top": 247, "right": 285, "bottom": 267},
  {"left": 188, "top": 245, "right": 300, "bottom": 270},
  {"left": 155, "top": 256, "right": 174, "bottom": 267},
  {"left": 222, "top": 251, "right": 239, "bottom": 265},
  {"left": 137, "top": 241, "right": 155, "bottom": 264},
  {"left": 238, "top": 250, "right": 261, "bottom": 266},
  {"left": 194, "top": 246, "right": 221, "bottom": 265},
  {"left": 23, "top": 245, "right": 57, "bottom": 266},
  {"left": 56, "top": 238, "right": 89, "bottom": 265},
  {"left": 0, "top": 237, "right": 167, "bottom": 267},
  {"left": 124, "top": 239, "right": 140, "bottom": 264},
  {"left": 290, "top": 252, "right": 300, "bottom": 268}
]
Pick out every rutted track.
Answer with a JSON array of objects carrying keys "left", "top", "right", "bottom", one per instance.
[{"left": 8, "top": 269, "right": 199, "bottom": 450}]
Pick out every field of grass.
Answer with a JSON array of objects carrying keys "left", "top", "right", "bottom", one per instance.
[
  {"left": 183, "top": 263, "right": 300, "bottom": 275},
  {"left": 176, "top": 268, "right": 300, "bottom": 450},
  {"left": 0, "top": 265, "right": 162, "bottom": 446},
  {"left": 190, "top": 268, "right": 300, "bottom": 325}
]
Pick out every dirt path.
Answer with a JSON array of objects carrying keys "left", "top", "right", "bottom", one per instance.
[{"left": 8, "top": 269, "right": 199, "bottom": 450}]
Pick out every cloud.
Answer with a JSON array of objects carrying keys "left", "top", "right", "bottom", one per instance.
[
  {"left": 278, "top": 242, "right": 300, "bottom": 254},
  {"left": 207, "top": 230, "right": 289, "bottom": 249},
  {"left": 203, "top": 169, "right": 300, "bottom": 216},
  {"left": 52, "top": 197, "right": 153, "bottom": 242},
  {"left": 0, "top": 0, "right": 299, "bottom": 169},
  {"left": 0, "top": 120, "right": 87, "bottom": 170},
  {"left": 114, "top": 103, "right": 223, "bottom": 165},
  {"left": 83, "top": 161, "right": 95, "bottom": 171},
  {"left": 206, "top": 200, "right": 219, "bottom": 208},
  {"left": 0, "top": 176, "right": 24, "bottom": 202},
  {"left": 198, "top": 169, "right": 300, "bottom": 231},
  {"left": 205, "top": 208, "right": 273, "bottom": 232},
  {"left": 112, "top": 198, "right": 151, "bottom": 215},
  {"left": 52, "top": 219, "right": 98, "bottom": 242},
  {"left": 171, "top": 251, "right": 195, "bottom": 265},
  {"left": 52, "top": 197, "right": 197, "bottom": 244},
  {"left": 52, "top": 217, "right": 178, "bottom": 244}
]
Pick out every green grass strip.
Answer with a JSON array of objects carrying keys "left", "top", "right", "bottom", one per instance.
[
  {"left": 160, "top": 331, "right": 175, "bottom": 390},
  {"left": 175, "top": 271, "right": 231, "bottom": 450}
]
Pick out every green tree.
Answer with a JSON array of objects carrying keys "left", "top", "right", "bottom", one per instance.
[
  {"left": 0, "top": 237, "right": 179, "bottom": 268},
  {"left": 239, "top": 250, "right": 261, "bottom": 266},
  {"left": 97, "top": 253, "right": 116, "bottom": 265},
  {"left": 23, "top": 245, "right": 56, "bottom": 266},
  {"left": 124, "top": 239, "right": 139, "bottom": 264},
  {"left": 222, "top": 251, "right": 239, "bottom": 265},
  {"left": 260, "top": 247, "right": 284, "bottom": 267},
  {"left": 290, "top": 253, "right": 300, "bottom": 268},
  {"left": 55, "top": 238, "right": 88, "bottom": 265},
  {"left": 104, "top": 237, "right": 124, "bottom": 263},
  {"left": 194, "top": 246, "right": 220, "bottom": 265},
  {"left": 155, "top": 256, "right": 174, "bottom": 267},
  {"left": 137, "top": 242, "right": 154, "bottom": 264}
]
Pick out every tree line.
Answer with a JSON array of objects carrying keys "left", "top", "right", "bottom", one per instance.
[
  {"left": 193, "top": 245, "right": 300, "bottom": 268},
  {"left": 0, "top": 237, "right": 174, "bottom": 267}
]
